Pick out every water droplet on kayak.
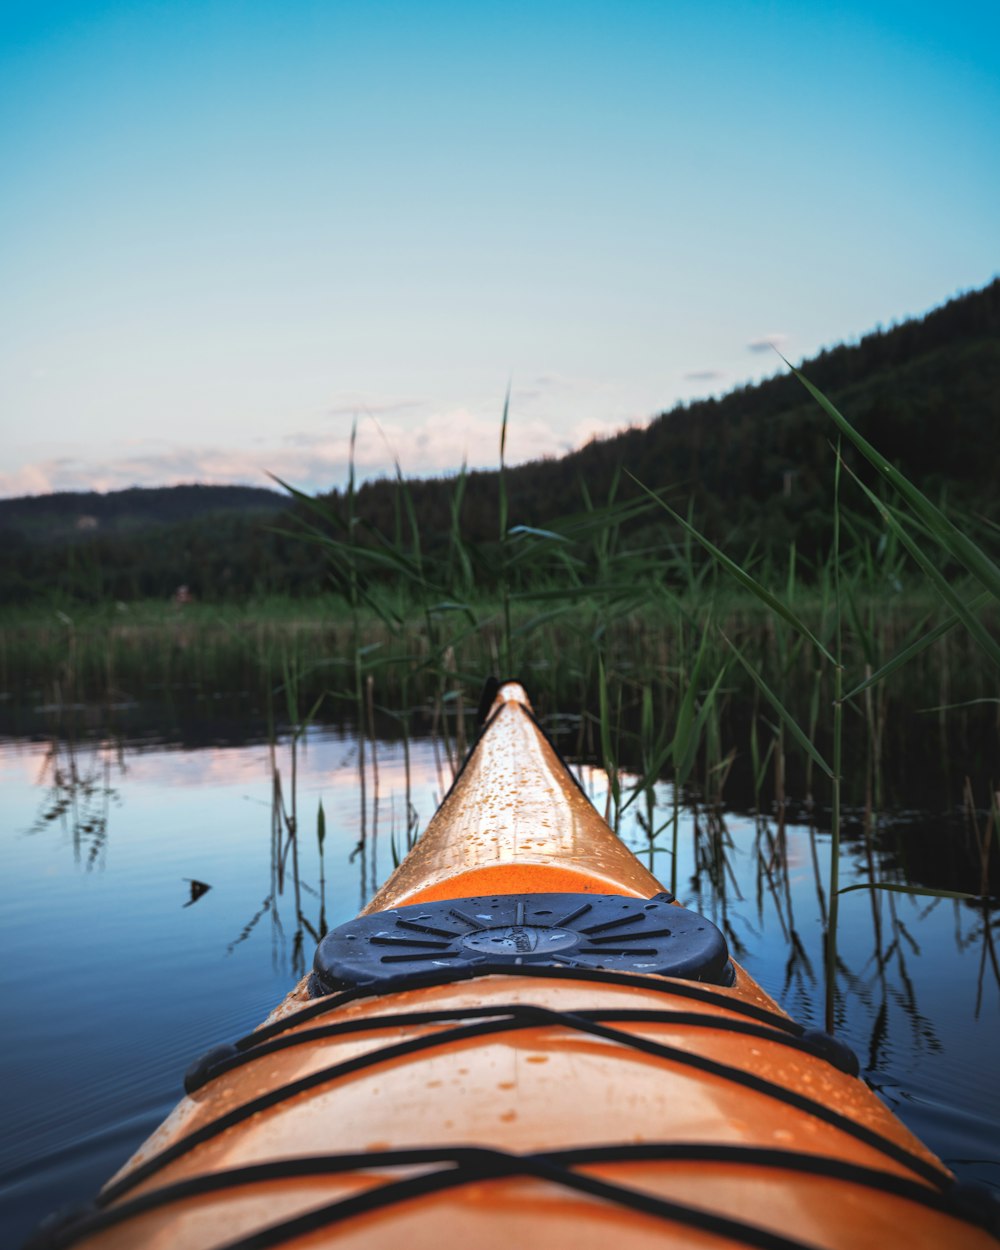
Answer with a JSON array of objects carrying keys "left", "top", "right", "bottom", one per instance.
[
  {"left": 526, "top": 1055, "right": 549, "bottom": 1064},
  {"left": 497, "top": 1080, "right": 515, "bottom": 1090},
  {"left": 499, "top": 1110, "right": 517, "bottom": 1122}
]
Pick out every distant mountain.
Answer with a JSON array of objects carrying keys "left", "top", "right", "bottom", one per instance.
[
  {"left": 2, "top": 278, "right": 997, "bottom": 604},
  {"left": 333, "top": 277, "right": 1000, "bottom": 557},
  {"left": 0, "top": 484, "right": 289, "bottom": 546}
]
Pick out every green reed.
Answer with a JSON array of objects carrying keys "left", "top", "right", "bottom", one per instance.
[
  {"left": 628, "top": 368, "right": 1000, "bottom": 1031},
  {"left": 4, "top": 384, "right": 999, "bottom": 943}
]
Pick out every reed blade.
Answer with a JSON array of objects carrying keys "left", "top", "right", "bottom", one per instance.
[
  {"left": 789, "top": 363, "right": 1000, "bottom": 602},
  {"left": 627, "top": 474, "right": 836, "bottom": 664},
  {"left": 725, "top": 637, "right": 834, "bottom": 780}
]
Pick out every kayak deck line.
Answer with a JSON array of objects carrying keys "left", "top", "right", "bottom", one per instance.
[
  {"left": 32, "top": 1144, "right": 989, "bottom": 1250},
  {"left": 184, "top": 1004, "right": 857, "bottom": 1100},
  {"left": 27, "top": 681, "right": 1000, "bottom": 1249},
  {"left": 102, "top": 999, "right": 942, "bottom": 1210},
  {"left": 251, "top": 963, "right": 805, "bottom": 1045}
]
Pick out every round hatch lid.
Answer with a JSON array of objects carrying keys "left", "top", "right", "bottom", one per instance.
[{"left": 312, "top": 892, "right": 732, "bottom": 993}]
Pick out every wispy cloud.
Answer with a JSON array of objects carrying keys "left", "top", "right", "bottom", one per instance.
[
  {"left": 746, "top": 333, "right": 788, "bottom": 354},
  {"left": 0, "top": 448, "right": 300, "bottom": 499},
  {"left": 323, "top": 395, "right": 428, "bottom": 419},
  {"left": 684, "top": 369, "right": 725, "bottom": 382},
  {"left": 0, "top": 404, "right": 640, "bottom": 499},
  {"left": 531, "top": 372, "right": 618, "bottom": 395}
]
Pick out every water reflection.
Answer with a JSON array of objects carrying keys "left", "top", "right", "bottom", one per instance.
[
  {"left": 1, "top": 718, "right": 998, "bottom": 1247},
  {"left": 221, "top": 717, "right": 451, "bottom": 981},
  {"left": 183, "top": 878, "right": 211, "bottom": 907},
  {"left": 223, "top": 733, "right": 331, "bottom": 980},
  {"left": 26, "top": 735, "right": 123, "bottom": 869},
  {"left": 755, "top": 816, "right": 818, "bottom": 1011},
  {"left": 15, "top": 723, "right": 998, "bottom": 1022}
]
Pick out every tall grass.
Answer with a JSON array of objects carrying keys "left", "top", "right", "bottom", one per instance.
[
  {"left": 9, "top": 372, "right": 999, "bottom": 1051},
  {"left": 5, "top": 385, "right": 998, "bottom": 932},
  {"left": 628, "top": 369, "right": 999, "bottom": 1029}
]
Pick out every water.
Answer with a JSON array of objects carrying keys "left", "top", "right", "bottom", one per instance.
[{"left": 1, "top": 720, "right": 997, "bottom": 1245}]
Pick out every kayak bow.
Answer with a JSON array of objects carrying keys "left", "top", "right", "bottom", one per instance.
[{"left": 31, "top": 682, "right": 999, "bottom": 1249}]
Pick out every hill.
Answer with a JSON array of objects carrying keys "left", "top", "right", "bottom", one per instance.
[
  {"left": 2, "top": 277, "right": 997, "bottom": 605},
  {"left": 0, "top": 484, "right": 288, "bottom": 546},
  {"left": 338, "top": 278, "right": 1000, "bottom": 556}
]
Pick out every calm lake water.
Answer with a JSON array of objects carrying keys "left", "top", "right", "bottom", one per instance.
[{"left": 2, "top": 715, "right": 998, "bottom": 1245}]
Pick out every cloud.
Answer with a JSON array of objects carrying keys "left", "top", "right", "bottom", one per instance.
[
  {"left": 746, "top": 334, "right": 788, "bottom": 354},
  {"left": 0, "top": 461, "right": 62, "bottom": 497},
  {"left": 324, "top": 395, "right": 427, "bottom": 419},
  {"left": 0, "top": 448, "right": 294, "bottom": 499},
  {"left": 565, "top": 414, "right": 638, "bottom": 448},
  {"left": 684, "top": 370, "right": 725, "bottom": 382},
  {"left": 531, "top": 372, "right": 617, "bottom": 395},
  {"left": 0, "top": 364, "right": 673, "bottom": 501},
  {"left": 0, "top": 401, "right": 646, "bottom": 500}
]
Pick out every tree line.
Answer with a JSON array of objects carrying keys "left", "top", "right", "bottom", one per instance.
[{"left": 2, "top": 278, "right": 997, "bottom": 606}]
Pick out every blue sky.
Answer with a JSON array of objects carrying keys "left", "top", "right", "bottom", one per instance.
[{"left": 1, "top": 0, "right": 997, "bottom": 497}]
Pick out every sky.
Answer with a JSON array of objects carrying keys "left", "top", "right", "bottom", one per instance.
[{"left": 1, "top": 0, "right": 997, "bottom": 499}]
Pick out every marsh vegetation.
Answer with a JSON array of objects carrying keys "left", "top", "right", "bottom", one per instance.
[{"left": 7, "top": 364, "right": 1000, "bottom": 996}]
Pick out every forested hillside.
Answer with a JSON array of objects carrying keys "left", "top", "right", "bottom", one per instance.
[
  {"left": 0, "top": 484, "right": 287, "bottom": 545},
  {"left": 337, "top": 278, "right": 1000, "bottom": 557},
  {"left": 2, "top": 278, "right": 997, "bottom": 605}
]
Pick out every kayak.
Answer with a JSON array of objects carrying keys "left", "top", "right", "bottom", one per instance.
[{"left": 29, "top": 681, "right": 999, "bottom": 1249}]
